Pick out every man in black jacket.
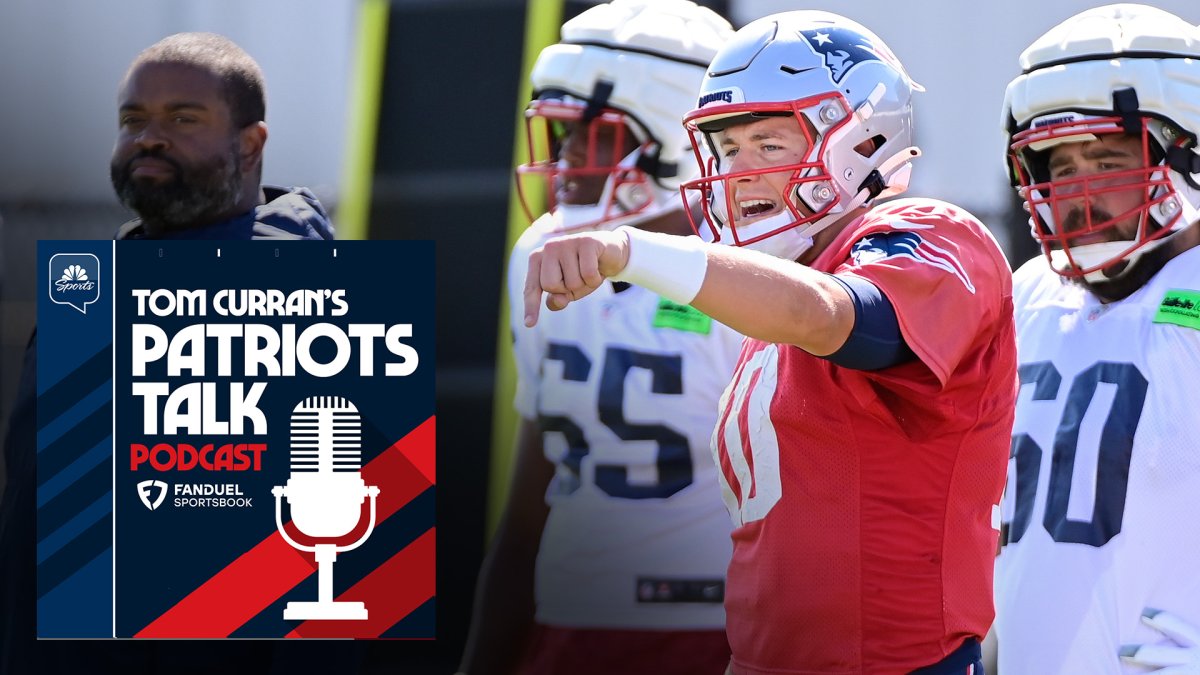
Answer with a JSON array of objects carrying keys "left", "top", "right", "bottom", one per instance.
[
  {"left": 109, "top": 32, "right": 334, "bottom": 243},
  {"left": 0, "top": 32, "right": 347, "bottom": 675}
]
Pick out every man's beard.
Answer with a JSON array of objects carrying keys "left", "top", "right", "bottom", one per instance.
[
  {"left": 1057, "top": 203, "right": 1168, "bottom": 301},
  {"left": 1059, "top": 204, "right": 1115, "bottom": 235},
  {"left": 110, "top": 142, "right": 243, "bottom": 233}
]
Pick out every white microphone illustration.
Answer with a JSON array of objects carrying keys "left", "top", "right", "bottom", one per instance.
[{"left": 272, "top": 396, "right": 380, "bottom": 620}]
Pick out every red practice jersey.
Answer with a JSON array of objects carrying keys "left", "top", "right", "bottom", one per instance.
[{"left": 714, "top": 198, "right": 1017, "bottom": 674}]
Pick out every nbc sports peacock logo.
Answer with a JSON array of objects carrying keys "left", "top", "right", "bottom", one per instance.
[{"left": 48, "top": 253, "right": 101, "bottom": 314}]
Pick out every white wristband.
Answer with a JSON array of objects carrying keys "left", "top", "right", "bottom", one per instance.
[{"left": 610, "top": 226, "right": 709, "bottom": 305}]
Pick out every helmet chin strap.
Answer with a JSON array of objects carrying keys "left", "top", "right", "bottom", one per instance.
[
  {"left": 735, "top": 210, "right": 817, "bottom": 261},
  {"left": 1050, "top": 237, "right": 1170, "bottom": 283},
  {"left": 1039, "top": 162, "right": 1200, "bottom": 283},
  {"left": 872, "top": 146, "right": 920, "bottom": 199},
  {"left": 709, "top": 145, "right": 919, "bottom": 261},
  {"left": 554, "top": 150, "right": 680, "bottom": 233}
]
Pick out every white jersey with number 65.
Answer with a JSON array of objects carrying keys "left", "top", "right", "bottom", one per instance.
[{"left": 508, "top": 217, "right": 742, "bottom": 629}]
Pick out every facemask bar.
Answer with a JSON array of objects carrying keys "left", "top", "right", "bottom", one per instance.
[
  {"left": 515, "top": 98, "right": 655, "bottom": 231},
  {"left": 679, "top": 93, "right": 857, "bottom": 246},
  {"left": 1010, "top": 114, "right": 1183, "bottom": 277}
]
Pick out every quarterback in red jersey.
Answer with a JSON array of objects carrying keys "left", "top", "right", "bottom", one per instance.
[{"left": 523, "top": 10, "right": 1017, "bottom": 675}]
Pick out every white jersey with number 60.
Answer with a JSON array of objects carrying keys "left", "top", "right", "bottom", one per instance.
[{"left": 995, "top": 248, "right": 1200, "bottom": 674}]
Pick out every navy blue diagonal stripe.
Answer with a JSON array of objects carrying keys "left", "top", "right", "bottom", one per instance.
[
  {"left": 38, "top": 437, "right": 111, "bottom": 508},
  {"left": 360, "top": 416, "right": 389, "bottom": 465},
  {"left": 381, "top": 596, "right": 435, "bottom": 638},
  {"left": 38, "top": 403, "right": 112, "bottom": 482},
  {"left": 37, "top": 344, "right": 113, "bottom": 431},
  {"left": 38, "top": 459, "right": 112, "bottom": 542},
  {"left": 37, "top": 512, "right": 112, "bottom": 599},
  {"left": 38, "top": 378, "right": 112, "bottom": 449},
  {"left": 37, "top": 490, "right": 112, "bottom": 564},
  {"left": 37, "top": 545, "right": 114, "bottom": 639}
]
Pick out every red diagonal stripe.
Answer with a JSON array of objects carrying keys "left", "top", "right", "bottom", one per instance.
[
  {"left": 400, "top": 419, "right": 435, "bottom": 485},
  {"left": 369, "top": 416, "right": 436, "bottom": 523},
  {"left": 737, "top": 368, "right": 763, "bottom": 499},
  {"left": 287, "top": 528, "right": 436, "bottom": 638},
  {"left": 716, "top": 363, "right": 748, "bottom": 506},
  {"left": 135, "top": 416, "right": 436, "bottom": 637}
]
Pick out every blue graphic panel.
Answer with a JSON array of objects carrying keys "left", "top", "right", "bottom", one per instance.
[
  {"left": 37, "top": 241, "right": 436, "bottom": 639},
  {"left": 36, "top": 240, "right": 115, "bottom": 638}
]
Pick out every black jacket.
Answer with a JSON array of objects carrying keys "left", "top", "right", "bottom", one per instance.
[{"left": 114, "top": 186, "right": 336, "bottom": 241}]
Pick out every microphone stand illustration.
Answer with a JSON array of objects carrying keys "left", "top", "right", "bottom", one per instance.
[{"left": 272, "top": 396, "right": 380, "bottom": 620}]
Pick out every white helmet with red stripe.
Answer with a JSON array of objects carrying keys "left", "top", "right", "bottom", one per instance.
[
  {"left": 681, "top": 10, "right": 923, "bottom": 261},
  {"left": 517, "top": 0, "right": 732, "bottom": 233},
  {"left": 1003, "top": 3, "right": 1200, "bottom": 282}
]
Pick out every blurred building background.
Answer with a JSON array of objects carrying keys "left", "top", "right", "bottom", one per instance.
[{"left": 1, "top": 0, "right": 1196, "bottom": 673}]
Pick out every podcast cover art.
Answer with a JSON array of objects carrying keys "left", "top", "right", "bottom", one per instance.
[{"left": 36, "top": 241, "right": 435, "bottom": 639}]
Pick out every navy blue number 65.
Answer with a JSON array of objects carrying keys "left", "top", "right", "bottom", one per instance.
[{"left": 539, "top": 343, "right": 692, "bottom": 499}]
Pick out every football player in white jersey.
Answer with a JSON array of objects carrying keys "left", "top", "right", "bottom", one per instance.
[
  {"left": 457, "top": 3, "right": 737, "bottom": 675},
  {"left": 996, "top": 4, "right": 1200, "bottom": 674}
]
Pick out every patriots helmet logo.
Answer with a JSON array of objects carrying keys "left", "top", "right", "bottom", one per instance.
[{"left": 799, "top": 27, "right": 903, "bottom": 84}]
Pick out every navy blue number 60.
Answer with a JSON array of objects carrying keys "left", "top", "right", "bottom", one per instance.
[{"left": 1004, "top": 361, "right": 1147, "bottom": 547}]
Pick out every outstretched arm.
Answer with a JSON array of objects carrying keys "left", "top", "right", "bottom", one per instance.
[{"left": 524, "top": 228, "right": 854, "bottom": 356}]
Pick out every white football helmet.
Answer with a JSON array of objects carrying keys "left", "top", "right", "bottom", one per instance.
[
  {"left": 516, "top": 0, "right": 732, "bottom": 233},
  {"left": 1003, "top": 4, "right": 1200, "bottom": 282},
  {"left": 681, "top": 11, "right": 922, "bottom": 261}
]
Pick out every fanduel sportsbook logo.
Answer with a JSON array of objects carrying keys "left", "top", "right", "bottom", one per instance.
[
  {"left": 137, "top": 479, "right": 168, "bottom": 511},
  {"left": 48, "top": 253, "right": 100, "bottom": 314}
]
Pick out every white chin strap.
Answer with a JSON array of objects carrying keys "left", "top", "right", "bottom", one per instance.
[
  {"left": 736, "top": 210, "right": 817, "bottom": 261},
  {"left": 1049, "top": 238, "right": 1168, "bottom": 283},
  {"left": 708, "top": 146, "right": 919, "bottom": 262},
  {"left": 1039, "top": 169, "right": 1200, "bottom": 283},
  {"left": 553, "top": 150, "right": 680, "bottom": 233},
  {"left": 710, "top": 179, "right": 876, "bottom": 262},
  {"left": 707, "top": 180, "right": 813, "bottom": 260},
  {"left": 556, "top": 202, "right": 627, "bottom": 233}
]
